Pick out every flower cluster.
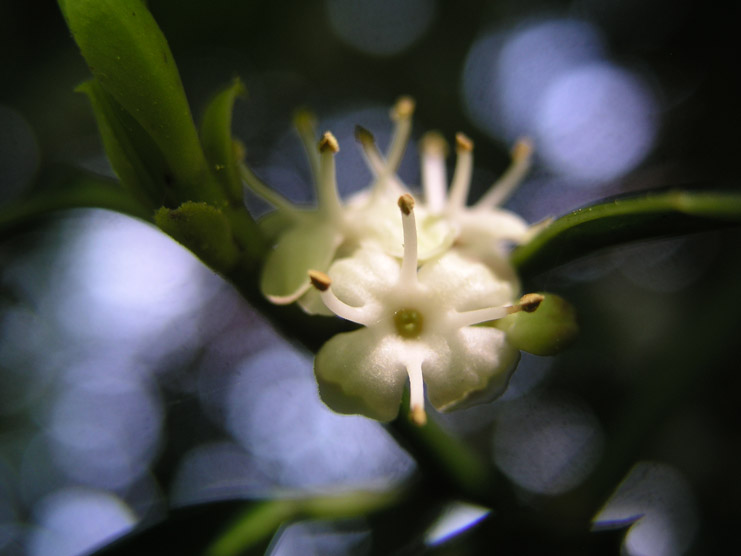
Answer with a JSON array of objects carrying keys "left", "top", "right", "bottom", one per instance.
[{"left": 243, "top": 97, "right": 559, "bottom": 424}]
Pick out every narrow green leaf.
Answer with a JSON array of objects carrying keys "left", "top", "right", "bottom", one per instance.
[
  {"left": 200, "top": 79, "right": 247, "bottom": 202},
  {"left": 59, "top": 0, "right": 222, "bottom": 203},
  {"left": 0, "top": 167, "right": 151, "bottom": 238},
  {"left": 77, "top": 79, "right": 173, "bottom": 209},
  {"left": 511, "top": 190, "right": 741, "bottom": 277}
]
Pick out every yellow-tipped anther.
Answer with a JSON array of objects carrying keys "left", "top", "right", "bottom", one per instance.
[
  {"left": 308, "top": 270, "right": 332, "bottom": 291},
  {"left": 293, "top": 108, "right": 317, "bottom": 130},
  {"left": 410, "top": 405, "right": 427, "bottom": 426},
  {"left": 420, "top": 131, "right": 448, "bottom": 157},
  {"left": 455, "top": 132, "right": 473, "bottom": 152},
  {"left": 392, "top": 96, "right": 415, "bottom": 120},
  {"left": 398, "top": 194, "right": 415, "bottom": 215},
  {"left": 519, "top": 293, "right": 545, "bottom": 313},
  {"left": 354, "top": 125, "right": 375, "bottom": 145},
  {"left": 512, "top": 137, "right": 533, "bottom": 162},
  {"left": 318, "top": 132, "right": 340, "bottom": 154}
]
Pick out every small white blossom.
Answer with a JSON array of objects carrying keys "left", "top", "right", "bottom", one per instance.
[
  {"left": 309, "top": 194, "right": 543, "bottom": 425},
  {"left": 242, "top": 99, "right": 454, "bottom": 313},
  {"left": 243, "top": 97, "right": 539, "bottom": 313}
]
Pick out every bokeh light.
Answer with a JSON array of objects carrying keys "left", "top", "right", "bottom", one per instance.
[
  {"left": 424, "top": 502, "right": 490, "bottom": 546},
  {"left": 535, "top": 63, "right": 657, "bottom": 183},
  {"left": 462, "top": 17, "right": 659, "bottom": 185},
  {"left": 594, "top": 462, "right": 699, "bottom": 556},
  {"left": 325, "top": 0, "right": 437, "bottom": 56},
  {"left": 27, "top": 488, "right": 136, "bottom": 556},
  {"left": 492, "top": 394, "right": 604, "bottom": 495},
  {"left": 226, "top": 346, "right": 415, "bottom": 490}
]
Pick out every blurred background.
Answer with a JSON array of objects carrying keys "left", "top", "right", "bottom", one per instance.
[{"left": 1, "top": 0, "right": 740, "bottom": 554}]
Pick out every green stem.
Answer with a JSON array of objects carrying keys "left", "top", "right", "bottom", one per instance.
[{"left": 204, "top": 489, "right": 403, "bottom": 556}]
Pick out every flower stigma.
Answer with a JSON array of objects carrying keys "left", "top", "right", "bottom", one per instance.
[{"left": 394, "top": 308, "right": 424, "bottom": 338}]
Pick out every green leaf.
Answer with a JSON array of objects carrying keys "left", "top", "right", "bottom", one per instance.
[
  {"left": 511, "top": 190, "right": 741, "bottom": 277},
  {"left": 77, "top": 79, "right": 173, "bottom": 209},
  {"left": 0, "top": 167, "right": 150, "bottom": 239},
  {"left": 200, "top": 79, "right": 247, "bottom": 202},
  {"left": 59, "top": 0, "right": 222, "bottom": 203},
  {"left": 155, "top": 202, "right": 241, "bottom": 271}
]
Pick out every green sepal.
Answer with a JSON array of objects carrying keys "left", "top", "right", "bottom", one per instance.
[
  {"left": 495, "top": 293, "right": 578, "bottom": 356},
  {"left": 155, "top": 202, "right": 240, "bottom": 271},
  {"left": 200, "top": 79, "right": 247, "bottom": 202},
  {"left": 59, "top": 0, "right": 222, "bottom": 204},
  {"left": 77, "top": 79, "right": 173, "bottom": 209}
]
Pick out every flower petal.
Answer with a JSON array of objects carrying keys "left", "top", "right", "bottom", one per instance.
[
  {"left": 424, "top": 326, "right": 519, "bottom": 411},
  {"left": 328, "top": 246, "right": 400, "bottom": 307},
  {"left": 459, "top": 209, "right": 530, "bottom": 245},
  {"left": 418, "top": 251, "right": 518, "bottom": 312},
  {"left": 260, "top": 222, "right": 341, "bottom": 305},
  {"left": 314, "top": 327, "right": 409, "bottom": 421}
]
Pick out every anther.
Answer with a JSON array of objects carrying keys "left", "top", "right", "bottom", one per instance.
[
  {"left": 410, "top": 405, "right": 427, "bottom": 426},
  {"left": 293, "top": 108, "right": 317, "bottom": 131},
  {"left": 398, "top": 194, "right": 415, "bottom": 215},
  {"left": 512, "top": 137, "right": 533, "bottom": 162},
  {"left": 354, "top": 125, "right": 375, "bottom": 145},
  {"left": 318, "top": 132, "right": 339, "bottom": 153},
  {"left": 519, "top": 293, "right": 544, "bottom": 313},
  {"left": 392, "top": 96, "right": 416, "bottom": 120},
  {"left": 308, "top": 270, "right": 332, "bottom": 291},
  {"left": 455, "top": 132, "right": 473, "bottom": 152},
  {"left": 420, "top": 131, "right": 448, "bottom": 157}
]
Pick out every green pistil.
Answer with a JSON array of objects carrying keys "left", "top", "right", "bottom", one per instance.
[{"left": 394, "top": 308, "right": 424, "bottom": 338}]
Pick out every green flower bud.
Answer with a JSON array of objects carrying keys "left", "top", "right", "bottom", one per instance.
[{"left": 495, "top": 292, "right": 578, "bottom": 356}]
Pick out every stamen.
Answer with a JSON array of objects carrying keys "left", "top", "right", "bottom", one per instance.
[
  {"left": 450, "top": 293, "right": 544, "bottom": 328},
  {"left": 420, "top": 132, "right": 448, "bottom": 213},
  {"left": 354, "top": 126, "right": 388, "bottom": 177},
  {"left": 308, "top": 270, "right": 377, "bottom": 326},
  {"left": 397, "top": 194, "right": 418, "bottom": 285},
  {"left": 386, "top": 96, "right": 416, "bottom": 173},
  {"left": 293, "top": 108, "right": 320, "bottom": 186},
  {"left": 405, "top": 358, "right": 427, "bottom": 426},
  {"left": 475, "top": 137, "right": 534, "bottom": 209},
  {"left": 447, "top": 133, "right": 474, "bottom": 211},
  {"left": 240, "top": 163, "right": 298, "bottom": 214},
  {"left": 317, "top": 132, "right": 343, "bottom": 218}
]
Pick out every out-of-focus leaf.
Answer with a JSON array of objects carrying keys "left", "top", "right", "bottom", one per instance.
[
  {"left": 0, "top": 167, "right": 150, "bottom": 238},
  {"left": 58, "top": 0, "right": 222, "bottom": 203},
  {"left": 200, "top": 79, "right": 247, "bottom": 202},
  {"left": 155, "top": 202, "right": 240, "bottom": 271},
  {"left": 512, "top": 190, "right": 741, "bottom": 277},
  {"left": 90, "top": 491, "right": 401, "bottom": 556},
  {"left": 77, "top": 79, "right": 173, "bottom": 209}
]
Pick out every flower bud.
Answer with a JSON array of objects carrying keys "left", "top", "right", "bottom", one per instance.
[{"left": 495, "top": 293, "right": 578, "bottom": 356}]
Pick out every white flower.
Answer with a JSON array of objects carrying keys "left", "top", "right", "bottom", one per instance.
[
  {"left": 242, "top": 99, "right": 454, "bottom": 312},
  {"left": 309, "top": 194, "right": 543, "bottom": 425}
]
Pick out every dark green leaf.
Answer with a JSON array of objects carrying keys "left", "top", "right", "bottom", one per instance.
[
  {"left": 59, "top": 0, "right": 223, "bottom": 204},
  {"left": 200, "top": 79, "right": 247, "bottom": 202},
  {"left": 511, "top": 190, "right": 741, "bottom": 277},
  {"left": 77, "top": 79, "right": 174, "bottom": 209}
]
